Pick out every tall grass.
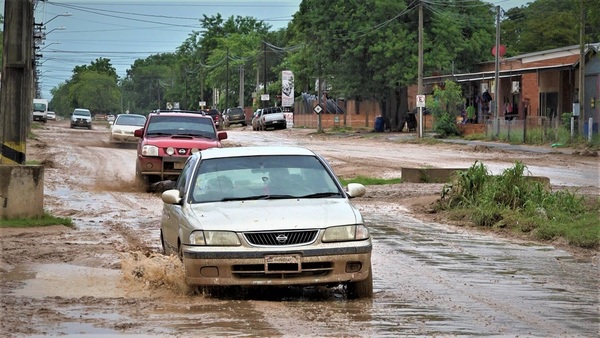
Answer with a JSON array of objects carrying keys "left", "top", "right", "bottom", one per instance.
[{"left": 440, "top": 161, "right": 599, "bottom": 249}]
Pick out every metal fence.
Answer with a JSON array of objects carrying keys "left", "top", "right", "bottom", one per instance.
[{"left": 485, "top": 116, "right": 575, "bottom": 144}]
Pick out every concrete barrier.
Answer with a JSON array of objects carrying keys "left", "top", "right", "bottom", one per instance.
[
  {"left": 0, "top": 165, "right": 44, "bottom": 219},
  {"left": 401, "top": 167, "right": 468, "bottom": 183}
]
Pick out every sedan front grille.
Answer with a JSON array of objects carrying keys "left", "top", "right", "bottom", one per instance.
[{"left": 244, "top": 230, "right": 318, "bottom": 246}]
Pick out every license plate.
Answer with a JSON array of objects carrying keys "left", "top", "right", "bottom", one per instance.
[
  {"left": 264, "top": 255, "right": 301, "bottom": 273},
  {"left": 173, "top": 162, "right": 184, "bottom": 169}
]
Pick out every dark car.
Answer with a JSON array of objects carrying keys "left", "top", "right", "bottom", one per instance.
[
  {"left": 202, "top": 108, "right": 222, "bottom": 129},
  {"left": 134, "top": 111, "right": 228, "bottom": 191},
  {"left": 223, "top": 107, "right": 247, "bottom": 127}
]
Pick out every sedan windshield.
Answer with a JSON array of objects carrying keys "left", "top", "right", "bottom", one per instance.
[{"left": 190, "top": 155, "right": 342, "bottom": 203}]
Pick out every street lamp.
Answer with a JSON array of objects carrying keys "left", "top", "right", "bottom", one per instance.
[
  {"left": 44, "top": 26, "right": 66, "bottom": 37},
  {"left": 38, "top": 42, "right": 61, "bottom": 51},
  {"left": 37, "top": 12, "right": 72, "bottom": 26}
]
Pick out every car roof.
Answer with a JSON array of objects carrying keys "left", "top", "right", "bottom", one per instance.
[
  {"left": 197, "top": 146, "right": 316, "bottom": 160},
  {"left": 148, "top": 112, "right": 213, "bottom": 119},
  {"left": 117, "top": 113, "right": 145, "bottom": 118}
]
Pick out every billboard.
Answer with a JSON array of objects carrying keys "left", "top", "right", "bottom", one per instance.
[{"left": 281, "top": 70, "right": 294, "bottom": 107}]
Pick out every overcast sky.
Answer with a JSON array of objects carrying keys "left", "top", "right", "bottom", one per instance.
[{"left": 3, "top": 0, "right": 532, "bottom": 99}]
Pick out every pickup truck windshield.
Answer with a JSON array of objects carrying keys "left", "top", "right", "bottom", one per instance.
[{"left": 146, "top": 115, "right": 215, "bottom": 136}]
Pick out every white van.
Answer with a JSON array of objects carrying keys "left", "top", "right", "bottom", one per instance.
[{"left": 33, "top": 98, "right": 49, "bottom": 123}]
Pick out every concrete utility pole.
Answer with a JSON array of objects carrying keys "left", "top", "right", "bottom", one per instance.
[
  {"left": 1, "top": 0, "right": 34, "bottom": 165},
  {"left": 225, "top": 48, "right": 229, "bottom": 112},
  {"left": 238, "top": 65, "right": 244, "bottom": 107},
  {"left": 417, "top": 0, "right": 423, "bottom": 138},
  {"left": 494, "top": 5, "right": 501, "bottom": 136},
  {"left": 0, "top": 0, "right": 45, "bottom": 220},
  {"left": 578, "top": 0, "right": 585, "bottom": 134}
]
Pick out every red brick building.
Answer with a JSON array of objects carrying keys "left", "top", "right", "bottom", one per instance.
[{"left": 409, "top": 43, "right": 600, "bottom": 131}]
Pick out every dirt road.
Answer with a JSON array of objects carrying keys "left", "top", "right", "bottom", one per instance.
[{"left": 1, "top": 120, "right": 598, "bottom": 337}]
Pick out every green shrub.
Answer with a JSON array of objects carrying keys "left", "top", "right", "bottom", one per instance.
[{"left": 439, "top": 161, "right": 599, "bottom": 248}]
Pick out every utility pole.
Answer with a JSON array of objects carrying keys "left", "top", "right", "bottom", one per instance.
[
  {"left": 1, "top": 0, "right": 34, "bottom": 164},
  {"left": 225, "top": 48, "right": 229, "bottom": 113},
  {"left": 239, "top": 65, "right": 244, "bottom": 108},
  {"left": 494, "top": 5, "right": 501, "bottom": 137},
  {"left": 263, "top": 41, "right": 267, "bottom": 108},
  {"left": 578, "top": 0, "right": 585, "bottom": 135},
  {"left": 417, "top": 0, "right": 423, "bottom": 138}
]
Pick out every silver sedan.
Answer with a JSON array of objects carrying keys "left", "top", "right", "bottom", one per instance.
[{"left": 160, "top": 146, "right": 372, "bottom": 298}]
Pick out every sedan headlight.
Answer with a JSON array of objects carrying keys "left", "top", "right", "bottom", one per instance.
[
  {"left": 189, "top": 231, "right": 240, "bottom": 246},
  {"left": 141, "top": 145, "right": 159, "bottom": 156},
  {"left": 322, "top": 225, "right": 370, "bottom": 242}
]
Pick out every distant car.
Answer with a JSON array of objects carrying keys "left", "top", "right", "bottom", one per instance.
[
  {"left": 251, "top": 109, "right": 262, "bottom": 131},
  {"left": 159, "top": 146, "right": 372, "bottom": 298},
  {"left": 106, "top": 114, "right": 116, "bottom": 122},
  {"left": 252, "top": 107, "right": 286, "bottom": 131},
  {"left": 47, "top": 111, "right": 56, "bottom": 121},
  {"left": 202, "top": 108, "right": 222, "bottom": 129},
  {"left": 70, "top": 108, "right": 92, "bottom": 129},
  {"left": 223, "top": 107, "right": 247, "bottom": 127},
  {"left": 134, "top": 111, "right": 228, "bottom": 190},
  {"left": 109, "top": 114, "right": 146, "bottom": 145}
]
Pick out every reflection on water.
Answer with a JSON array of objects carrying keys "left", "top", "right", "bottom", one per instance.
[{"left": 364, "top": 205, "right": 599, "bottom": 337}]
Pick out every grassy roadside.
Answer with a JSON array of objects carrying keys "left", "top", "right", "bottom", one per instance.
[
  {"left": 345, "top": 165, "right": 599, "bottom": 250},
  {"left": 0, "top": 212, "right": 73, "bottom": 228},
  {"left": 439, "top": 161, "right": 599, "bottom": 249}
]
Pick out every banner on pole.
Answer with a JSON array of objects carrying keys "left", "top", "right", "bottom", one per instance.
[{"left": 282, "top": 70, "right": 294, "bottom": 107}]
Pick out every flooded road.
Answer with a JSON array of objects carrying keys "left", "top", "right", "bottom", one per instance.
[{"left": 1, "top": 122, "right": 598, "bottom": 337}]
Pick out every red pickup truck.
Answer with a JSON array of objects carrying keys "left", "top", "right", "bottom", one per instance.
[{"left": 134, "top": 111, "right": 227, "bottom": 191}]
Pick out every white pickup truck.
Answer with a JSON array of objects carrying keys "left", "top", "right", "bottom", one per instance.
[
  {"left": 32, "top": 98, "right": 49, "bottom": 123},
  {"left": 253, "top": 107, "right": 287, "bottom": 131}
]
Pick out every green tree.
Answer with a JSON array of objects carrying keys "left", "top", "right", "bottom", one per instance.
[
  {"left": 427, "top": 80, "right": 463, "bottom": 138},
  {"left": 73, "top": 57, "right": 118, "bottom": 81},
  {"left": 124, "top": 53, "right": 178, "bottom": 111},
  {"left": 50, "top": 58, "right": 120, "bottom": 115},
  {"left": 49, "top": 82, "right": 71, "bottom": 117},
  {"left": 501, "top": 0, "right": 598, "bottom": 55},
  {"left": 286, "top": 0, "right": 494, "bottom": 130},
  {"left": 69, "top": 70, "right": 120, "bottom": 114}
]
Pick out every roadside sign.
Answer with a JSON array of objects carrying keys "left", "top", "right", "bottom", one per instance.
[
  {"left": 166, "top": 102, "right": 173, "bottom": 110},
  {"left": 314, "top": 105, "right": 323, "bottom": 114},
  {"left": 261, "top": 94, "right": 270, "bottom": 101},
  {"left": 416, "top": 95, "right": 426, "bottom": 108},
  {"left": 199, "top": 101, "right": 206, "bottom": 107}
]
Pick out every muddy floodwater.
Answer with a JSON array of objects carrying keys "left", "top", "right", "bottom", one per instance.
[{"left": 1, "top": 121, "right": 598, "bottom": 337}]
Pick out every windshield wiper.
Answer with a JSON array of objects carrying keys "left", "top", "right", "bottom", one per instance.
[
  {"left": 221, "top": 194, "right": 295, "bottom": 201},
  {"left": 298, "top": 192, "right": 342, "bottom": 198},
  {"left": 174, "top": 133, "right": 213, "bottom": 139}
]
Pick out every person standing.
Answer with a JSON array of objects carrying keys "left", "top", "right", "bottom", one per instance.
[{"left": 466, "top": 102, "right": 476, "bottom": 124}]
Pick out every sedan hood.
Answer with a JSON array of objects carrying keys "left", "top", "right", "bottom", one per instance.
[{"left": 187, "top": 199, "right": 362, "bottom": 232}]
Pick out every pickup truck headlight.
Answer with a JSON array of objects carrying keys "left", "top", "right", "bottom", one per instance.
[
  {"left": 189, "top": 231, "right": 240, "bottom": 246},
  {"left": 322, "top": 225, "right": 370, "bottom": 242},
  {"left": 141, "top": 145, "right": 159, "bottom": 156}
]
